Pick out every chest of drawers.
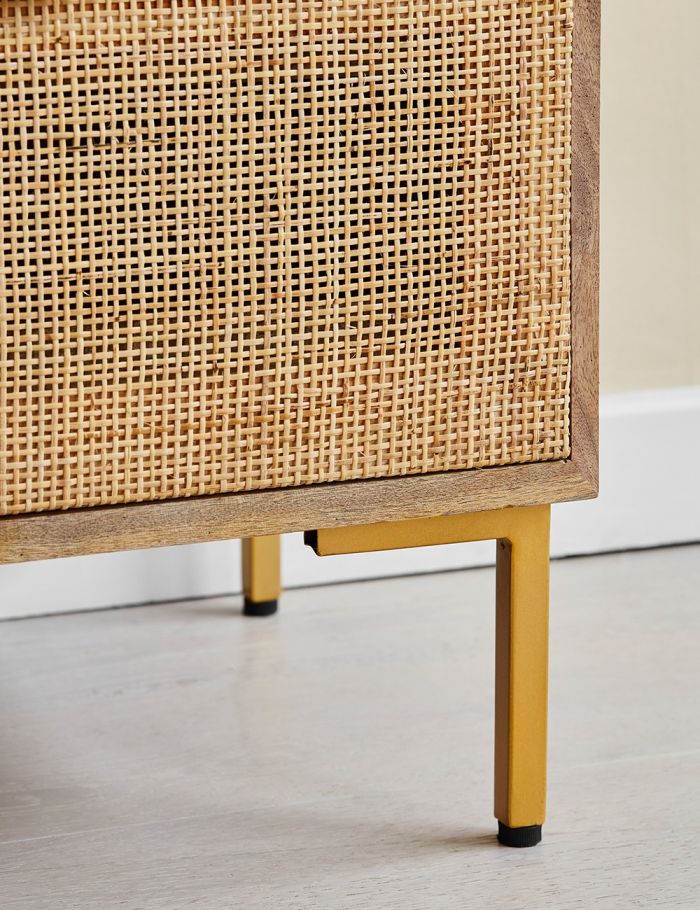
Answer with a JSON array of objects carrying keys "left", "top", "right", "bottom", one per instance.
[{"left": 0, "top": 0, "right": 599, "bottom": 847}]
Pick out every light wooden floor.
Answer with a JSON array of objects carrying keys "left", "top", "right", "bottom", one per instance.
[{"left": 1, "top": 545, "right": 699, "bottom": 909}]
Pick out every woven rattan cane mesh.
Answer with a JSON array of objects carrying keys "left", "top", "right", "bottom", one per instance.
[{"left": 0, "top": 0, "right": 572, "bottom": 515}]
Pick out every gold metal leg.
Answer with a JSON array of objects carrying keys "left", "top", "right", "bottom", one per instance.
[
  {"left": 242, "top": 535, "right": 281, "bottom": 617},
  {"left": 305, "top": 505, "right": 551, "bottom": 847},
  {"left": 494, "top": 506, "right": 550, "bottom": 847}
]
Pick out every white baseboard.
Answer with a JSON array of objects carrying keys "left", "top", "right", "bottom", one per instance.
[{"left": 1, "top": 386, "right": 698, "bottom": 620}]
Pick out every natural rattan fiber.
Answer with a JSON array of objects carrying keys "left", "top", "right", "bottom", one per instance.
[{"left": 0, "top": 0, "right": 572, "bottom": 515}]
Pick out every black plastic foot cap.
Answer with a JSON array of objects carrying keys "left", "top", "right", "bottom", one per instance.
[
  {"left": 243, "top": 598, "right": 278, "bottom": 617},
  {"left": 497, "top": 822, "right": 542, "bottom": 848}
]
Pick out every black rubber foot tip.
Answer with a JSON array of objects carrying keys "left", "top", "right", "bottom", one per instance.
[
  {"left": 243, "top": 598, "right": 278, "bottom": 617},
  {"left": 497, "top": 822, "right": 542, "bottom": 848}
]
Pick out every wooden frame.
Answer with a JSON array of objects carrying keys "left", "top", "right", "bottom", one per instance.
[{"left": 0, "top": 0, "right": 599, "bottom": 566}]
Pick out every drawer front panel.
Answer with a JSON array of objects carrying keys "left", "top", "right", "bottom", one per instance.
[{"left": 0, "top": 0, "right": 572, "bottom": 515}]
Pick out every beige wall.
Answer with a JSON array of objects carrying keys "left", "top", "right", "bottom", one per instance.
[{"left": 601, "top": 0, "right": 700, "bottom": 392}]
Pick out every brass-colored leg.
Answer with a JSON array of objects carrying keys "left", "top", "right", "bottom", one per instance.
[
  {"left": 305, "top": 504, "right": 551, "bottom": 846},
  {"left": 494, "top": 506, "right": 550, "bottom": 847},
  {"left": 242, "top": 535, "right": 281, "bottom": 616}
]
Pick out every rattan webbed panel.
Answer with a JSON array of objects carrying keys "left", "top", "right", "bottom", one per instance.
[{"left": 0, "top": 0, "right": 572, "bottom": 516}]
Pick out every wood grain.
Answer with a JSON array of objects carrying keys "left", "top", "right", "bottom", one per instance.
[
  {"left": 570, "top": 0, "right": 601, "bottom": 491},
  {"left": 0, "top": 460, "right": 593, "bottom": 564}
]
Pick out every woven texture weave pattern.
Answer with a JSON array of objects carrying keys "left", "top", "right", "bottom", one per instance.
[{"left": 0, "top": 0, "right": 572, "bottom": 515}]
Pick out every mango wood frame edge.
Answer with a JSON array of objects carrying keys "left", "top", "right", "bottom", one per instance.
[{"left": 0, "top": 0, "right": 599, "bottom": 566}]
